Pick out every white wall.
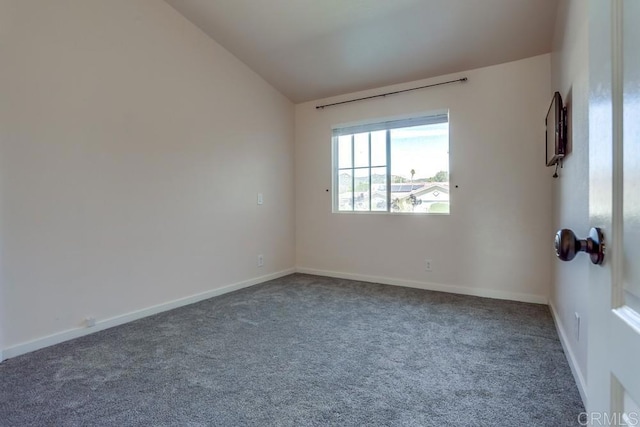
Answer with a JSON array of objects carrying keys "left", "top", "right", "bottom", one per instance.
[
  {"left": 549, "top": 0, "right": 589, "bottom": 404},
  {"left": 295, "top": 55, "right": 553, "bottom": 303},
  {"left": 0, "top": 0, "right": 295, "bottom": 353}
]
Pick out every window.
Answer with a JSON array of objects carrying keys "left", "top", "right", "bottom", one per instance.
[{"left": 333, "top": 113, "right": 449, "bottom": 214}]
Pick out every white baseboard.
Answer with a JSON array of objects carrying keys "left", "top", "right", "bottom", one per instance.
[
  {"left": 2, "top": 268, "right": 295, "bottom": 361},
  {"left": 549, "top": 300, "right": 588, "bottom": 408},
  {"left": 295, "top": 267, "right": 548, "bottom": 304}
]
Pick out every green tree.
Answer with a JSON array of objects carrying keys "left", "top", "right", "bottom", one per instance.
[
  {"left": 391, "top": 175, "right": 408, "bottom": 183},
  {"left": 355, "top": 182, "right": 369, "bottom": 192},
  {"left": 433, "top": 171, "right": 448, "bottom": 182}
]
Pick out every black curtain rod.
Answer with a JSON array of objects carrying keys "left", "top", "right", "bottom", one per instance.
[{"left": 315, "top": 77, "right": 468, "bottom": 110}]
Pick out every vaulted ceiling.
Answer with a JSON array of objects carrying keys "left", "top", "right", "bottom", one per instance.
[{"left": 164, "top": 0, "right": 558, "bottom": 103}]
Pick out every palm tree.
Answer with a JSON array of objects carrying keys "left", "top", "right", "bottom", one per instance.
[{"left": 409, "top": 169, "right": 416, "bottom": 212}]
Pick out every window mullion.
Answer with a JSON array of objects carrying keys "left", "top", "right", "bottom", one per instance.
[
  {"left": 368, "top": 132, "right": 372, "bottom": 211},
  {"left": 333, "top": 137, "right": 337, "bottom": 211},
  {"left": 351, "top": 134, "right": 355, "bottom": 211},
  {"left": 386, "top": 130, "right": 391, "bottom": 212}
]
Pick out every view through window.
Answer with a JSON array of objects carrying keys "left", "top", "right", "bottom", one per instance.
[{"left": 334, "top": 113, "right": 449, "bottom": 214}]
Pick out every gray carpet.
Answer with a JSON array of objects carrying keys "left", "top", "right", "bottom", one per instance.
[{"left": 0, "top": 274, "right": 583, "bottom": 426}]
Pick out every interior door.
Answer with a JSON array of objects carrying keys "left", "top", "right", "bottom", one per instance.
[{"left": 587, "top": 0, "right": 640, "bottom": 423}]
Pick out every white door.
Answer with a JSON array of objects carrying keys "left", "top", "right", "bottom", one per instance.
[{"left": 587, "top": 0, "right": 640, "bottom": 424}]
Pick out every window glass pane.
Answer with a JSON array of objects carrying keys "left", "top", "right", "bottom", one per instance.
[
  {"left": 333, "top": 115, "right": 449, "bottom": 215},
  {"left": 371, "top": 130, "right": 386, "bottom": 167},
  {"left": 337, "top": 169, "right": 353, "bottom": 211},
  {"left": 354, "top": 168, "right": 370, "bottom": 211},
  {"left": 354, "top": 133, "right": 369, "bottom": 168},
  {"left": 338, "top": 135, "right": 352, "bottom": 169},
  {"left": 371, "top": 167, "right": 387, "bottom": 211},
  {"left": 390, "top": 122, "right": 449, "bottom": 213}
]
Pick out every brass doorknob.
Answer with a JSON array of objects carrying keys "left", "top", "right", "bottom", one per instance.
[{"left": 554, "top": 228, "right": 605, "bottom": 265}]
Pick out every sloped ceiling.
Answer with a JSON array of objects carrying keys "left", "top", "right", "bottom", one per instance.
[{"left": 164, "top": 0, "right": 558, "bottom": 103}]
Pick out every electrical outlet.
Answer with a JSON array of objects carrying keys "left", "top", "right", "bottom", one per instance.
[
  {"left": 425, "top": 259, "right": 432, "bottom": 272},
  {"left": 257, "top": 193, "right": 263, "bottom": 205},
  {"left": 257, "top": 254, "right": 264, "bottom": 267},
  {"left": 574, "top": 312, "right": 580, "bottom": 341}
]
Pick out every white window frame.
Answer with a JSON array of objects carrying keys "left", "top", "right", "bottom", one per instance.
[{"left": 331, "top": 111, "right": 450, "bottom": 214}]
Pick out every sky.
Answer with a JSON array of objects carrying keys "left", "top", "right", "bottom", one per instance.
[
  {"left": 390, "top": 122, "right": 449, "bottom": 179},
  {"left": 337, "top": 122, "right": 449, "bottom": 180}
]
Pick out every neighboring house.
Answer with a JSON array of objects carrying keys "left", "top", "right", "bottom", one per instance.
[
  {"left": 340, "top": 182, "right": 450, "bottom": 212},
  {"left": 391, "top": 183, "right": 450, "bottom": 213}
]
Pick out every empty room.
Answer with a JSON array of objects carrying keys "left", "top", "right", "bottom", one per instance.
[{"left": 1, "top": 0, "right": 639, "bottom": 426}]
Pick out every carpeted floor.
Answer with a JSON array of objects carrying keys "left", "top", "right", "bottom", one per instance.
[{"left": 0, "top": 274, "right": 583, "bottom": 426}]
